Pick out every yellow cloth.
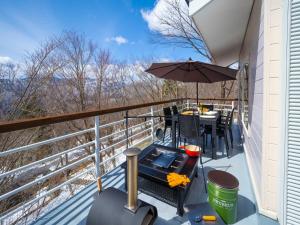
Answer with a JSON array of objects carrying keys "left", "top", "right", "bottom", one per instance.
[{"left": 167, "top": 172, "right": 190, "bottom": 188}]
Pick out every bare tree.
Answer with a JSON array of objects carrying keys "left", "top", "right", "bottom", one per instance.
[
  {"left": 146, "top": 0, "right": 236, "bottom": 99},
  {"left": 0, "top": 37, "right": 63, "bottom": 222},
  {"left": 147, "top": 0, "right": 211, "bottom": 60},
  {"left": 92, "top": 49, "right": 112, "bottom": 108},
  {"left": 126, "top": 60, "right": 164, "bottom": 102}
]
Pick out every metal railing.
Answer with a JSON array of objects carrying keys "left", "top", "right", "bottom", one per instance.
[
  {"left": 186, "top": 101, "right": 235, "bottom": 112},
  {"left": 0, "top": 98, "right": 235, "bottom": 224}
]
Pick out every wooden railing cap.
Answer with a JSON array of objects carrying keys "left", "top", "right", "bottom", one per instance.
[{"left": 0, "top": 98, "right": 237, "bottom": 133}]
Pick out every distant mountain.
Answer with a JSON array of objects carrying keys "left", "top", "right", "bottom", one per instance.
[{"left": 0, "top": 78, "right": 26, "bottom": 92}]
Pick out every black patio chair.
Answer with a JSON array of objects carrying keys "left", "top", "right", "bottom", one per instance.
[
  {"left": 171, "top": 105, "right": 180, "bottom": 146},
  {"left": 218, "top": 108, "right": 235, "bottom": 148},
  {"left": 203, "top": 127, "right": 212, "bottom": 152},
  {"left": 178, "top": 115, "right": 207, "bottom": 192},
  {"left": 163, "top": 107, "right": 172, "bottom": 142},
  {"left": 172, "top": 105, "right": 179, "bottom": 115},
  {"left": 216, "top": 111, "right": 231, "bottom": 158},
  {"left": 202, "top": 104, "right": 214, "bottom": 149}
]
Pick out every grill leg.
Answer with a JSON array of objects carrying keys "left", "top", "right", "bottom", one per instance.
[
  {"left": 177, "top": 191, "right": 184, "bottom": 216},
  {"left": 195, "top": 166, "right": 199, "bottom": 178},
  {"left": 200, "top": 156, "right": 207, "bottom": 193},
  {"left": 177, "top": 124, "right": 180, "bottom": 148}
]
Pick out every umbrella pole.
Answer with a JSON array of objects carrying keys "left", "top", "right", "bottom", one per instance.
[{"left": 196, "top": 82, "right": 199, "bottom": 105}]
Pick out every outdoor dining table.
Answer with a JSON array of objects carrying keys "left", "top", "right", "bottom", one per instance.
[{"left": 171, "top": 111, "right": 220, "bottom": 159}]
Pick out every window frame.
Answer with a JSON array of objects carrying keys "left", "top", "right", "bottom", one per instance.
[{"left": 238, "top": 63, "right": 249, "bottom": 131}]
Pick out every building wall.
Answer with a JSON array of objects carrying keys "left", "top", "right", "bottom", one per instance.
[
  {"left": 239, "top": 0, "right": 283, "bottom": 220},
  {"left": 261, "top": 0, "right": 282, "bottom": 219},
  {"left": 239, "top": 0, "right": 264, "bottom": 211}
]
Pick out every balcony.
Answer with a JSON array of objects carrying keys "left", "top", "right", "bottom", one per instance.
[{"left": 0, "top": 99, "right": 278, "bottom": 225}]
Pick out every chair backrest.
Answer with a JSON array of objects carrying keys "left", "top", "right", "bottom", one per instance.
[
  {"left": 163, "top": 107, "right": 172, "bottom": 126},
  {"left": 178, "top": 115, "right": 202, "bottom": 140},
  {"left": 224, "top": 111, "right": 231, "bottom": 131},
  {"left": 172, "top": 105, "right": 179, "bottom": 115},
  {"left": 229, "top": 108, "right": 235, "bottom": 127},
  {"left": 202, "top": 104, "right": 214, "bottom": 111}
]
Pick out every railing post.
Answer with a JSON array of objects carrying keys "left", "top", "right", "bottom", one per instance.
[
  {"left": 232, "top": 101, "right": 235, "bottom": 109},
  {"left": 125, "top": 111, "right": 129, "bottom": 149},
  {"left": 150, "top": 106, "right": 154, "bottom": 142},
  {"left": 94, "top": 116, "right": 102, "bottom": 192}
]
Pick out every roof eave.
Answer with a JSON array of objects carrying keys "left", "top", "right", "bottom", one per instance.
[{"left": 189, "top": 0, "right": 254, "bottom": 66}]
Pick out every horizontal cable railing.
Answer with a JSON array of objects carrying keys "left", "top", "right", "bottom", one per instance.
[
  {"left": 0, "top": 141, "right": 95, "bottom": 180},
  {"left": 0, "top": 154, "right": 95, "bottom": 201},
  {"left": 0, "top": 128, "right": 95, "bottom": 157},
  {"left": 188, "top": 102, "right": 234, "bottom": 111},
  {"left": 186, "top": 98, "right": 236, "bottom": 112},
  {"left": 0, "top": 98, "right": 236, "bottom": 224},
  {"left": 0, "top": 167, "right": 95, "bottom": 223}
]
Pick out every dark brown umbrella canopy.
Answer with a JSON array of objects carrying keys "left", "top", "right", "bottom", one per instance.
[{"left": 145, "top": 61, "right": 237, "bottom": 83}]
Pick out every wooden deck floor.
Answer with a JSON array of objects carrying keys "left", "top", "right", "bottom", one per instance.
[{"left": 32, "top": 123, "right": 279, "bottom": 225}]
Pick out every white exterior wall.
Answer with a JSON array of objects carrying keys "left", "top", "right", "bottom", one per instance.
[
  {"left": 239, "top": 0, "right": 265, "bottom": 213},
  {"left": 261, "top": 0, "right": 282, "bottom": 219},
  {"left": 239, "top": 0, "right": 283, "bottom": 220}
]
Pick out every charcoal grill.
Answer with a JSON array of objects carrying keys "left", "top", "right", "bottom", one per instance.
[
  {"left": 139, "top": 146, "right": 188, "bottom": 173},
  {"left": 122, "top": 144, "right": 199, "bottom": 216},
  {"left": 86, "top": 148, "right": 157, "bottom": 225}
]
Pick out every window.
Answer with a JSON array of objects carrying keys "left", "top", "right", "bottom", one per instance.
[{"left": 239, "top": 63, "right": 249, "bottom": 129}]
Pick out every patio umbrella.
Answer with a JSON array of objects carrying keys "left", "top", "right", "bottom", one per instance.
[{"left": 145, "top": 59, "right": 238, "bottom": 104}]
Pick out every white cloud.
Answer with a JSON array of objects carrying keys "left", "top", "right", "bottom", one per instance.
[
  {"left": 140, "top": 0, "right": 168, "bottom": 33},
  {"left": 0, "top": 56, "right": 13, "bottom": 64},
  {"left": 105, "top": 36, "right": 128, "bottom": 45},
  {"left": 159, "top": 57, "right": 171, "bottom": 62},
  {"left": 115, "top": 36, "right": 128, "bottom": 45},
  {"left": 141, "top": 0, "right": 188, "bottom": 35}
]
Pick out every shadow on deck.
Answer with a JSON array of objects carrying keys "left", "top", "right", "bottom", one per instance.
[{"left": 32, "top": 123, "right": 279, "bottom": 225}]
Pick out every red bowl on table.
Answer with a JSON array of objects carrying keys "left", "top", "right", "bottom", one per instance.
[{"left": 179, "top": 145, "right": 201, "bottom": 157}]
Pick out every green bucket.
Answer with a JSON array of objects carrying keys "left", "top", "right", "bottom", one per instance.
[{"left": 207, "top": 171, "right": 239, "bottom": 224}]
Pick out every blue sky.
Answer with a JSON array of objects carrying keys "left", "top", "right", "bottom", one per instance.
[{"left": 0, "top": 0, "right": 202, "bottom": 63}]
